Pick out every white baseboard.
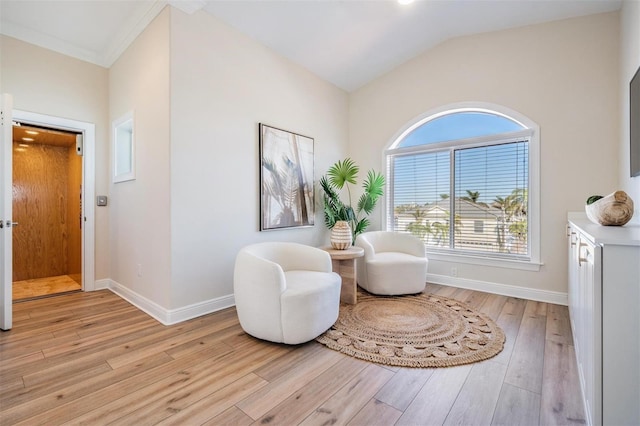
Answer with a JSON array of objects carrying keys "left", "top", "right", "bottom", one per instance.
[
  {"left": 426, "top": 273, "right": 568, "bottom": 306},
  {"left": 100, "top": 279, "right": 235, "bottom": 325},
  {"left": 92, "top": 275, "right": 565, "bottom": 326},
  {"left": 94, "top": 278, "right": 110, "bottom": 290},
  {"left": 166, "top": 293, "right": 236, "bottom": 325}
]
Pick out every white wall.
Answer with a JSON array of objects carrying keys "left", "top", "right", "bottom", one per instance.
[
  {"left": 0, "top": 35, "right": 110, "bottom": 281},
  {"left": 168, "top": 9, "right": 348, "bottom": 309},
  {"left": 349, "top": 12, "right": 620, "bottom": 297},
  {"left": 108, "top": 8, "right": 172, "bottom": 307},
  {"left": 620, "top": 0, "right": 640, "bottom": 215}
]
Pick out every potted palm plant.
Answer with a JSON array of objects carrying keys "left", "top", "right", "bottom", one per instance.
[{"left": 319, "top": 158, "right": 385, "bottom": 248}]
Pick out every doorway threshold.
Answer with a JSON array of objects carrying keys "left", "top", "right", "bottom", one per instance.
[{"left": 13, "top": 275, "right": 82, "bottom": 302}]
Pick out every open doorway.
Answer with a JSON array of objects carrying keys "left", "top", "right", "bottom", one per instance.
[{"left": 12, "top": 122, "right": 83, "bottom": 301}]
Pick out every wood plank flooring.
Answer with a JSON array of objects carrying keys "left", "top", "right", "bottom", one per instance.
[{"left": 0, "top": 284, "right": 586, "bottom": 425}]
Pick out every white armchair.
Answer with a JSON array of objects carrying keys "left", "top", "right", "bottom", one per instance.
[
  {"left": 233, "top": 242, "right": 341, "bottom": 344},
  {"left": 355, "top": 231, "right": 428, "bottom": 295}
]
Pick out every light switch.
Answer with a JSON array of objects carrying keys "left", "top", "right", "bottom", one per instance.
[{"left": 97, "top": 195, "right": 108, "bottom": 206}]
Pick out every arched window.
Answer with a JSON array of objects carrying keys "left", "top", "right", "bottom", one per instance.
[{"left": 386, "top": 104, "right": 540, "bottom": 268}]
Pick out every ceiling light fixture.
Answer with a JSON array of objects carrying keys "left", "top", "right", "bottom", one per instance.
[
  {"left": 398, "top": 0, "right": 414, "bottom": 5},
  {"left": 25, "top": 130, "right": 39, "bottom": 135},
  {"left": 22, "top": 137, "right": 34, "bottom": 142},
  {"left": 18, "top": 144, "right": 29, "bottom": 147}
]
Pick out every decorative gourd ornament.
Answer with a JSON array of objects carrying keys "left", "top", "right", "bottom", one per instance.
[{"left": 585, "top": 190, "right": 634, "bottom": 226}]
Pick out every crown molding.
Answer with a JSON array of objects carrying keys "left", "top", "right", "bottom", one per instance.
[
  {"left": 0, "top": 20, "right": 103, "bottom": 66},
  {"left": 101, "top": 0, "right": 168, "bottom": 67},
  {"left": 1, "top": 0, "right": 168, "bottom": 69}
]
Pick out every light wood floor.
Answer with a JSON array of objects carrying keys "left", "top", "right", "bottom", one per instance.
[
  {"left": 12, "top": 275, "right": 81, "bottom": 301},
  {"left": 0, "top": 284, "right": 585, "bottom": 425}
]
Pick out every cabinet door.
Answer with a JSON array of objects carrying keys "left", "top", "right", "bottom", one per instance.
[{"left": 578, "top": 237, "right": 599, "bottom": 426}]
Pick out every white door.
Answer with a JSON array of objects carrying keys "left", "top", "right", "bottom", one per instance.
[{"left": 1, "top": 94, "right": 13, "bottom": 330}]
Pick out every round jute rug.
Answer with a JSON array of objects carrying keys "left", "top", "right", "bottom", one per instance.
[{"left": 316, "top": 292, "right": 505, "bottom": 368}]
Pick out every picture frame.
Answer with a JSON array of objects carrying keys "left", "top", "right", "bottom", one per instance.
[
  {"left": 112, "top": 111, "right": 135, "bottom": 183},
  {"left": 259, "top": 123, "right": 314, "bottom": 230}
]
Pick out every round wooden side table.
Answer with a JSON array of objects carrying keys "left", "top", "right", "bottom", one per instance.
[{"left": 321, "top": 246, "right": 364, "bottom": 304}]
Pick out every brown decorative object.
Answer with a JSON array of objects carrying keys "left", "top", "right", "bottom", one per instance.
[
  {"left": 330, "top": 220, "right": 352, "bottom": 250},
  {"left": 316, "top": 291, "right": 505, "bottom": 368},
  {"left": 585, "top": 190, "right": 634, "bottom": 226}
]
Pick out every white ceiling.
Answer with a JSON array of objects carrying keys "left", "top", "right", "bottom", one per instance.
[{"left": 0, "top": 0, "right": 623, "bottom": 92}]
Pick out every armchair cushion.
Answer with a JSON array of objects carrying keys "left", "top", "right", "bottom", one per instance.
[{"left": 356, "top": 231, "right": 428, "bottom": 295}]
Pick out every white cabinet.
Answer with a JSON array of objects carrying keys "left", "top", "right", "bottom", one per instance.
[
  {"left": 567, "top": 215, "right": 640, "bottom": 426},
  {"left": 567, "top": 230, "right": 601, "bottom": 425}
]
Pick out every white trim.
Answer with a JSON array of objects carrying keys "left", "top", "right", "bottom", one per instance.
[
  {"left": 102, "top": 1, "right": 167, "bottom": 67},
  {"left": 0, "top": 1, "right": 166, "bottom": 68},
  {"left": 426, "top": 273, "right": 567, "bottom": 306},
  {"left": 528, "top": 115, "right": 541, "bottom": 266},
  {"left": 12, "top": 110, "right": 96, "bottom": 292},
  {"left": 94, "top": 278, "right": 110, "bottom": 290},
  {"left": 1, "top": 94, "right": 14, "bottom": 331},
  {"left": 105, "top": 279, "right": 235, "bottom": 326},
  {"left": 385, "top": 102, "right": 531, "bottom": 151},
  {"left": 385, "top": 129, "right": 533, "bottom": 157},
  {"left": 0, "top": 21, "right": 102, "bottom": 66},
  {"left": 112, "top": 111, "right": 136, "bottom": 183},
  {"left": 166, "top": 295, "right": 236, "bottom": 325},
  {"left": 427, "top": 251, "right": 542, "bottom": 271}
]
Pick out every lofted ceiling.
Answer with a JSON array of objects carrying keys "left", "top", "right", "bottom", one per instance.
[{"left": 0, "top": 0, "right": 623, "bottom": 91}]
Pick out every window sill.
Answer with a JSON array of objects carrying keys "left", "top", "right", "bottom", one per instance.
[{"left": 426, "top": 251, "right": 543, "bottom": 271}]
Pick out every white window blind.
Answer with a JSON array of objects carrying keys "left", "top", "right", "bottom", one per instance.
[
  {"left": 391, "top": 151, "right": 450, "bottom": 248},
  {"left": 453, "top": 141, "right": 529, "bottom": 257},
  {"left": 389, "top": 129, "right": 530, "bottom": 259}
]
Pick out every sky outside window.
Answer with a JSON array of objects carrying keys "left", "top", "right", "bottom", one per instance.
[{"left": 398, "top": 112, "right": 524, "bottom": 148}]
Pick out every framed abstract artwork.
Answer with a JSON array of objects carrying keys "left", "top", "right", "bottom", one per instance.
[{"left": 259, "top": 123, "right": 314, "bottom": 230}]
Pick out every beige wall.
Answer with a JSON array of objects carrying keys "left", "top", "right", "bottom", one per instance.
[
  {"left": 0, "top": 35, "right": 110, "bottom": 281},
  {"left": 108, "top": 8, "right": 172, "bottom": 307},
  {"left": 169, "top": 9, "right": 348, "bottom": 308},
  {"left": 620, "top": 1, "right": 640, "bottom": 213},
  {"left": 349, "top": 12, "right": 620, "bottom": 295}
]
